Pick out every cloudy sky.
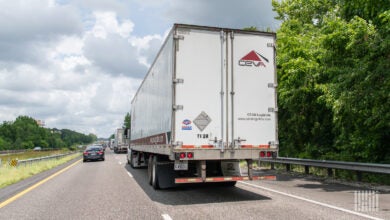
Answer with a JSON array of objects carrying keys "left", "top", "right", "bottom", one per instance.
[{"left": 0, "top": 0, "right": 279, "bottom": 138}]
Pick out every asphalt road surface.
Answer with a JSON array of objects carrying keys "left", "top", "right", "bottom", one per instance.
[{"left": 0, "top": 150, "right": 388, "bottom": 220}]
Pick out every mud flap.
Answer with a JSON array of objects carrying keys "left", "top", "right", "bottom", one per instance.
[{"left": 220, "top": 160, "right": 241, "bottom": 176}]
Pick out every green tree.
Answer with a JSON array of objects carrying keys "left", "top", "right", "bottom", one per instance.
[
  {"left": 0, "top": 116, "right": 97, "bottom": 150},
  {"left": 123, "top": 112, "right": 131, "bottom": 130},
  {"left": 243, "top": 26, "right": 258, "bottom": 31},
  {"left": 272, "top": 0, "right": 390, "bottom": 163}
]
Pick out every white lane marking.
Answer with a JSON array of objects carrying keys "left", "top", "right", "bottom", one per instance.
[
  {"left": 162, "top": 214, "right": 172, "bottom": 220},
  {"left": 127, "top": 171, "right": 133, "bottom": 178},
  {"left": 239, "top": 181, "right": 383, "bottom": 220}
]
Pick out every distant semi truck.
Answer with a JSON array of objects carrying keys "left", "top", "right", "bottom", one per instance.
[
  {"left": 114, "top": 128, "right": 128, "bottom": 153},
  {"left": 109, "top": 138, "right": 115, "bottom": 150},
  {"left": 127, "top": 24, "right": 278, "bottom": 189}
]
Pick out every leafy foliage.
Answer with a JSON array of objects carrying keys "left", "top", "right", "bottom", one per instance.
[
  {"left": 0, "top": 116, "right": 97, "bottom": 150},
  {"left": 123, "top": 112, "right": 131, "bottom": 130},
  {"left": 273, "top": 0, "right": 389, "bottom": 163}
]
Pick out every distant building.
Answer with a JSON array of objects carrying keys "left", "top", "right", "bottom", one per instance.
[{"left": 36, "top": 120, "right": 45, "bottom": 127}]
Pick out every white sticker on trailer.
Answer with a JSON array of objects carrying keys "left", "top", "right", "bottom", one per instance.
[{"left": 193, "top": 111, "right": 212, "bottom": 131}]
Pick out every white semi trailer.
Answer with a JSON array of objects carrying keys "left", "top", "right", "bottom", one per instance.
[
  {"left": 114, "top": 128, "right": 128, "bottom": 153},
  {"left": 128, "top": 24, "right": 278, "bottom": 189}
]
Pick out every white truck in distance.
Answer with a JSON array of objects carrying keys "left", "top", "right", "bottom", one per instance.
[
  {"left": 128, "top": 24, "right": 278, "bottom": 189},
  {"left": 114, "top": 128, "right": 128, "bottom": 153}
]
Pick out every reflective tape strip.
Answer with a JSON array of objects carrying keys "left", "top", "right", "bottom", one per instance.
[
  {"left": 175, "top": 175, "right": 276, "bottom": 184},
  {"left": 241, "top": 145, "right": 270, "bottom": 149},
  {"left": 180, "top": 145, "right": 215, "bottom": 149},
  {"left": 181, "top": 145, "right": 195, "bottom": 149},
  {"left": 175, "top": 178, "right": 202, "bottom": 183},
  {"left": 241, "top": 145, "right": 253, "bottom": 148},
  {"left": 201, "top": 145, "right": 214, "bottom": 148},
  {"left": 258, "top": 145, "right": 270, "bottom": 148}
]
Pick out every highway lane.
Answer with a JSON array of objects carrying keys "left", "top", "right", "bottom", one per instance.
[
  {"left": 0, "top": 150, "right": 388, "bottom": 220},
  {"left": 127, "top": 164, "right": 388, "bottom": 220},
  {"left": 0, "top": 150, "right": 162, "bottom": 220}
]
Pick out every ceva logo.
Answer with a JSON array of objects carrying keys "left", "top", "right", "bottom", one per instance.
[{"left": 239, "top": 50, "right": 269, "bottom": 67}]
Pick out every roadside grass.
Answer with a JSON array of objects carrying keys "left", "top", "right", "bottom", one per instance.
[
  {"left": 0, "top": 152, "right": 81, "bottom": 189},
  {"left": 0, "top": 149, "right": 70, "bottom": 163}
]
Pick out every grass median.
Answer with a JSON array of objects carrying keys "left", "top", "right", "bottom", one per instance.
[{"left": 0, "top": 152, "right": 81, "bottom": 189}]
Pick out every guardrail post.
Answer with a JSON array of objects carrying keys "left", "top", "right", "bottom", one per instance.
[
  {"left": 356, "top": 171, "right": 362, "bottom": 182},
  {"left": 271, "top": 162, "right": 275, "bottom": 170},
  {"left": 286, "top": 164, "right": 291, "bottom": 172},
  {"left": 305, "top": 165, "right": 309, "bottom": 174},
  {"left": 327, "top": 168, "right": 333, "bottom": 177}
]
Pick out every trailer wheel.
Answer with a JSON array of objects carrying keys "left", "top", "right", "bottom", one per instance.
[
  {"left": 129, "top": 150, "right": 134, "bottom": 168},
  {"left": 147, "top": 155, "right": 153, "bottom": 185},
  {"left": 152, "top": 156, "right": 160, "bottom": 189}
]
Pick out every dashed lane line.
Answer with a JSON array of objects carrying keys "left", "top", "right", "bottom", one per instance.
[{"left": 162, "top": 213, "right": 173, "bottom": 220}]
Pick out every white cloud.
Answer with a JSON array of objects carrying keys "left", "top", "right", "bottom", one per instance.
[
  {"left": 55, "top": 36, "right": 84, "bottom": 55},
  {"left": 0, "top": 0, "right": 82, "bottom": 66},
  {"left": 0, "top": 0, "right": 278, "bottom": 138},
  {"left": 163, "top": 0, "right": 279, "bottom": 31},
  {"left": 91, "top": 11, "right": 134, "bottom": 39}
]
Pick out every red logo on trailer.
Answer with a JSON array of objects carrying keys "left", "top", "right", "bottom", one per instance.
[{"left": 239, "top": 50, "right": 269, "bottom": 67}]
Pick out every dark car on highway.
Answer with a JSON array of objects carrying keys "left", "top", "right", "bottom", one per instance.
[{"left": 83, "top": 145, "right": 105, "bottom": 162}]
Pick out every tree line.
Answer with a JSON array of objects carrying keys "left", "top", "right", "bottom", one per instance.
[
  {"left": 0, "top": 116, "right": 97, "bottom": 150},
  {"left": 273, "top": 0, "right": 389, "bottom": 164}
]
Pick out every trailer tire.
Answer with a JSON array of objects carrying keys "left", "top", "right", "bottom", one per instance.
[
  {"left": 148, "top": 155, "right": 153, "bottom": 185},
  {"left": 129, "top": 150, "right": 134, "bottom": 168},
  {"left": 152, "top": 156, "right": 160, "bottom": 189}
]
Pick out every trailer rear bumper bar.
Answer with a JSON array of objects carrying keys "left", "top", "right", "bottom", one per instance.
[{"left": 175, "top": 175, "right": 276, "bottom": 184}]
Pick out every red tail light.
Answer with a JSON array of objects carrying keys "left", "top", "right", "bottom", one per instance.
[
  {"left": 180, "top": 152, "right": 186, "bottom": 159},
  {"left": 83, "top": 152, "right": 89, "bottom": 155},
  {"left": 266, "top": 151, "right": 272, "bottom": 157},
  {"left": 260, "top": 151, "right": 265, "bottom": 157},
  {"left": 98, "top": 151, "right": 103, "bottom": 155},
  {"left": 187, "top": 152, "right": 194, "bottom": 159}
]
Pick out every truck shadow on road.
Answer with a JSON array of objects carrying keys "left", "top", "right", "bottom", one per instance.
[
  {"left": 125, "top": 164, "right": 271, "bottom": 206},
  {"left": 272, "top": 172, "right": 390, "bottom": 194}
]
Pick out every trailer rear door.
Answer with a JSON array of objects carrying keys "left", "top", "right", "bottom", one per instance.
[
  {"left": 228, "top": 32, "right": 278, "bottom": 149},
  {"left": 173, "top": 27, "right": 224, "bottom": 147},
  {"left": 173, "top": 26, "right": 277, "bottom": 150}
]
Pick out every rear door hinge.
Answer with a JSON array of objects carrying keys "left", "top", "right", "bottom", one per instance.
[
  {"left": 173, "top": 105, "right": 183, "bottom": 111},
  {"left": 268, "top": 83, "right": 278, "bottom": 88},
  {"left": 268, "top": 107, "right": 278, "bottom": 113},
  {"left": 174, "top": 34, "right": 184, "bottom": 40},
  {"left": 173, "top": 78, "right": 184, "bottom": 84},
  {"left": 174, "top": 34, "right": 184, "bottom": 51},
  {"left": 267, "top": 43, "right": 275, "bottom": 47}
]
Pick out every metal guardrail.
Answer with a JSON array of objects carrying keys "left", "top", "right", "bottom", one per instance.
[
  {"left": 13, "top": 151, "right": 81, "bottom": 167},
  {"left": 0, "top": 149, "right": 26, "bottom": 155},
  {"left": 259, "top": 157, "right": 390, "bottom": 180},
  {"left": 0, "top": 148, "right": 62, "bottom": 155}
]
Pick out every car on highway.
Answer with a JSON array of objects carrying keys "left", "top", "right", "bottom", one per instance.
[
  {"left": 83, "top": 145, "right": 105, "bottom": 162},
  {"left": 33, "top": 146, "right": 42, "bottom": 151}
]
